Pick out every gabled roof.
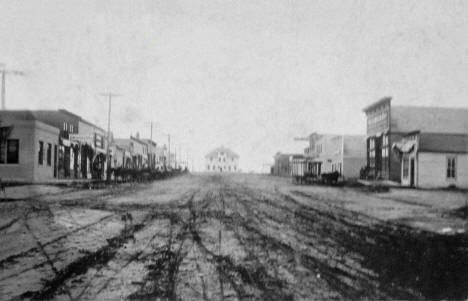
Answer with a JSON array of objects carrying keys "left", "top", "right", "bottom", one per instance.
[
  {"left": 418, "top": 133, "right": 468, "bottom": 154},
  {"left": 205, "top": 146, "right": 239, "bottom": 158}
]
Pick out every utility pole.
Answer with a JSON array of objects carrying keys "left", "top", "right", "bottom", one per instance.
[
  {"left": 144, "top": 121, "right": 155, "bottom": 141},
  {"left": 167, "top": 134, "right": 171, "bottom": 169},
  {"left": 150, "top": 121, "right": 153, "bottom": 141},
  {"left": 0, "top": 64, "right": 25, "bottom": 110},
  {"left": 175, "top": 145, "right": 178, "bottom": 169},
  {"left": 100, "top": 92, "right": 120, "bottom": 181}
]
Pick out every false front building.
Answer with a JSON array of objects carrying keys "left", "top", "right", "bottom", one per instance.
[
  {"left": 363, "top": 97, "right": 468, "bottom": 188},
  {"left": 205, "top": 146, "right": 239, "bottom": 172}
]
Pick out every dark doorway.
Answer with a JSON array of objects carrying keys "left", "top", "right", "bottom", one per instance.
[
  {"left": 375, "top": 137, "right": 382, "bottom": 178},
  {"left": 53, "top": 145, "right": 57, "bottom": 178},
  {"left": 410, "top": 158, "right": 415, "bottom": 187}
]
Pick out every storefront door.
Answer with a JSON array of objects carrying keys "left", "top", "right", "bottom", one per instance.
[{"left": 410, "top": 158, "right": 415, "bottom": 187}]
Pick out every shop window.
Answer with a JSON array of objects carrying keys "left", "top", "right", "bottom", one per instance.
[
  {"left": 47, "top": 143, "right": 52, "bottom": 166},
  {"left": 381, "top": 147, "right": 388, "bottom": 158},
  {"left": 402, "top": 158, "right": 409, "bottom": 178},
  {"left": 38, "top": 141, "right": 44, "bottom": 165},
  {"left": 1, "top": 139, "right": 19, "bottom": 164},
  {"left": 0, "top": 140, "right": 5, "bottom": 164},
  {"left": 447, "top": 157, "right": 456, "bottom": 179}
]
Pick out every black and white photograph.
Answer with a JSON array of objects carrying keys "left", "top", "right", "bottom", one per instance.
[{"left": 0, "top": 1, "right": 468, "bottom": 300}]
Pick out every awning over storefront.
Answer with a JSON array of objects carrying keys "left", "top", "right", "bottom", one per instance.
[
  {"left": 61, "top": 138, "right": 71, "bottom": 147},
  {"left": 392, "top": 140, "right": 416, "bottom": 153}
]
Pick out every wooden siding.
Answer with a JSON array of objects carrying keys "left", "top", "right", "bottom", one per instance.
[{"left": 418, "top": 153, "right": 468, "bottom": 188}]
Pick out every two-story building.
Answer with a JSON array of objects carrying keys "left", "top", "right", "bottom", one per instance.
[
  {"left": 155, "top": 145, "right": 168, "bottom": 170},
  {"left": 114, "top": 134, "right": 148, "bottom": 170},
  {"left": 272, "top": 152, "right": 294, "bottom": 176},
  {"left": 69, "top": 118, "right": 108, "bottom": 179},
  {"left": 205, "top": 146, "right": 239, "bottom": 172},
  {"left": 143, "top": 139, "right": 157, "bottom": 169},
  {"left": 305, "top": 133, "right": 366, "bottom": 179},
  {"left": 363, "top": 97, "right": 468, "bottom": 187}
]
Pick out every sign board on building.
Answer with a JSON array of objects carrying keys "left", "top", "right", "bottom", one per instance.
[
  {"left": 69, "top": 134, "right": 94, "bottom": 146},
  {"left": 94, "top": 133, "right": 105, "bottom": 149}
]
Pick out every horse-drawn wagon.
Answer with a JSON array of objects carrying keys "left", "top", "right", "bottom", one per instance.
[{"left": 290, "top": 155, "right": 317, "bottom": 184}]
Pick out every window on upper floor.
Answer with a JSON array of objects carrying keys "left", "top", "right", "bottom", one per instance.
[
  {"left": 315, "top": 144, "right": 323, "bottom": 154},
  {"left": 383, "top": 135, "right": 388, "bottom": 147},
  {"left": 369, "top": 138, "right": 375, "bottom": 150}
]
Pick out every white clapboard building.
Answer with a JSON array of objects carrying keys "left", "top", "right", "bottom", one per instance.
[{"left": 205, "top": 146, "right": 239, "bottom": 173}]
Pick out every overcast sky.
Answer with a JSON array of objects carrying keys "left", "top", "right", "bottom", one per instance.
[{"left": 1, "top": 0, "right": 468, "bottom": 171}]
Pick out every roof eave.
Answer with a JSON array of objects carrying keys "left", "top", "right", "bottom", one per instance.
[{"left": 363, "top": 97, "right": 392, "bottom": 113}]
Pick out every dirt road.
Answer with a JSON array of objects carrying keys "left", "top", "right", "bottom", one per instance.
[{"left": 1, "top": 174, "right": 467, "bottom": 300}]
